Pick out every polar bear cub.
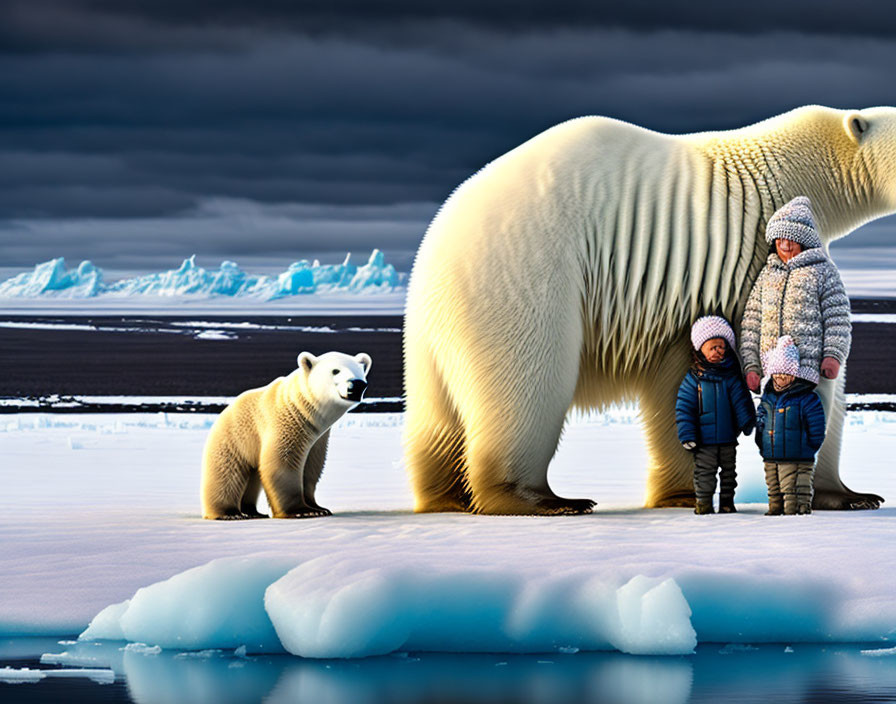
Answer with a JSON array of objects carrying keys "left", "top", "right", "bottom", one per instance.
[{"left": 201, "top": 351, "right": 372, "bottom": 520}]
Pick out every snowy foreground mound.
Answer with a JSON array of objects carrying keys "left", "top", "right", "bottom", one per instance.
[
  {"left": 0, "top": 250, "right": 403, "bottom": 300},
  {"left": 3, "top": 410, "right": 896, "bottom": 659}
]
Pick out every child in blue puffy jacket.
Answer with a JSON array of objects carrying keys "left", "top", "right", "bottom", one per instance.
[
  {"left": 755, "top": 335, "right": 826, "bottom": 515},
  {"left": 676, "top": 316, "right": 756, "bottom": 515}
]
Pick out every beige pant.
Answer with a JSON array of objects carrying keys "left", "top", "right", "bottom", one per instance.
[{"left": 764, "top": 461, "right": 815, "bottom": 514}]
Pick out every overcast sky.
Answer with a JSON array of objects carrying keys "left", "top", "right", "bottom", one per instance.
[{"left": 2, "top": 0, "right": 896, "bottom": 272}]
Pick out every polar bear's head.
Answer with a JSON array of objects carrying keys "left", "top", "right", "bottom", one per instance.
[
  {"left": 297, "top": 351, "right": 372, "bottom": 409},
  {"left": 844, "top": 106, "right": 896, "bottom": 215}
]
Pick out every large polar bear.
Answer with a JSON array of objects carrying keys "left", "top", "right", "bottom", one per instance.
[
  {"left": 404, "top": 105, "right": 894, "bottom": 515},
  {"left": 201, "top": 351, "right": 371, "bottom": 519}
]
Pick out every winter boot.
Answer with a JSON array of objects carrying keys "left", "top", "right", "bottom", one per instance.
[
  {"left": 694, "top": 500, "right": 715, "bottom": 515},
  {"left": 765, "top": 502, "right": 783, "bottom": 516},
  {"left": 783, "top": 496, "right": 798, "bottom": 515},
  {"left": 718, "top": 496, "right": 737, "bottom": 513},
  {"left": 797, "top": 503, "right": 812, "bottom": 515}
]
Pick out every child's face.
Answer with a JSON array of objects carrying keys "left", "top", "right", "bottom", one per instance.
[
  {"left": 700, "top": 337, "right": 727, "bottom": 363},
  {"left": 775, "top": 238, "right": 803, "bottom": 262},
  {"left": 772, "top": 373, "right": 795, "bottom": 389}
]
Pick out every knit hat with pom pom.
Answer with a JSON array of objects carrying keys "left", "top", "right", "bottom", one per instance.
[
  {"left": 691, "top": 315, "right": 736, "bottom": 353},
  {"left": 765, "top": 196, "right": 822, "bottom": 249},
  {"left": 763, "top": 335, "right": 802, "bottom": 378}
]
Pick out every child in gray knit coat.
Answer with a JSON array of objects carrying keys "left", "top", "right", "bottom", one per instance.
[{"left": 740, "top": 196, "right": 851, "bottom": 393}]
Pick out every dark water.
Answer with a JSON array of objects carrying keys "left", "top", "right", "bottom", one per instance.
[
  {"left": 1, "top": 301, "right": 896, "bottom": 411},
  {"left": 3, "top": 638, "right": 896, "bottom": 704}
]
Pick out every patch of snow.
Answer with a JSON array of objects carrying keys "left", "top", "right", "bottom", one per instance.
[
  {"left": 193, "top": 330, "right": 237, "bottom": 341},
  {"left": 860, "top": 646, "right": 896, "bottom": 657},
  {"left": 852, "top": 314, "right": 896, "bottom": 323},
  {"left": 122, "top": 643, "right": 162, "bottom": 656},
  {"left": 0, "top": 666, "right": 114, "bottom": 684},
  {"left": 845, "top": 394, "right": 896, "bottom": 405},
  {"left": 40, "top": 650, "right": 107, "bottom": 667},
  {"left": 0, "top": 666, "right": 46, "bottom": 682}
]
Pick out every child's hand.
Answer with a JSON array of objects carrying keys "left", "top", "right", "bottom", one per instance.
[
  {"left": 681, "top": 441, "right": 697, "bottom": 451},
  {"left": 746, "top": 371, "right": 760, "bottom": 392},
  {"left": 821, "top": 357, "right": 841, "bottom": 379}
]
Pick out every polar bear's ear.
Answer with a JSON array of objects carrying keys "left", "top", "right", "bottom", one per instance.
[
  {"left": 844, "top": 112, "right": 869, "bottom": 144},
  {"left": 297, "top": 352, "right": 317, "bottom": 373},
  {"left": 354, "top": 353, "right": 372, "bottom": 374}
]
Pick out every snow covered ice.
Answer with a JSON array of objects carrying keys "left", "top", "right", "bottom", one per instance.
[{"left": 2, "top": 409, "right": 896, "bottom": 658}]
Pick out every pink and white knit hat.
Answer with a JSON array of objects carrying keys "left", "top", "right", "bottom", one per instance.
[
  {"left": 765, "top": 196, "right": 822, "bottom": 249},
  {"left": 690, "top": 315, "right": 736, "bottom": 352},
  {"left": 763, "top": 335, "right": 800, "bottom": 377}
]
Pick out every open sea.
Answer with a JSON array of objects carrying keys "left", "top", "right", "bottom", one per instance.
[
  {"left": 3, "top": 637, "right": 896, "bottom": 704},
  {"left": 1, "top": 298, "right": 895, "bottom": 413}
]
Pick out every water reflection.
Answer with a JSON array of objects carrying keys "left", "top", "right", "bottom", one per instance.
[{"left": 2, "top": 638, "right": 896, "bottom": 704}]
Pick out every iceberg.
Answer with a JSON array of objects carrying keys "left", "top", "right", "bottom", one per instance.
[
  {"left": 80, "top": 557, "right": 294, "bottom": 653},
  {"left": 0, "top": 251, "right": 405, "bottom": 301},
  {"left": 0, "top": 258, "right": 104, "bottom": 298},
  {"left": 80, "top": 556, "right": 697, "bottom": 658}
]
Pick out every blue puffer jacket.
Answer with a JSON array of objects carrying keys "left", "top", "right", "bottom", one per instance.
[
  {"left": 755, "top": 379, "right": 826, "bottom": 462},
  {"left": 676, "top": 355, "right": 756, "bottom": 446}
]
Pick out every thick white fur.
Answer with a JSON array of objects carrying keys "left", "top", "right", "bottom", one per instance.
[
  {"left": 404, "top": 105, "right": 896, "bottom": 514},
  {"left": 201, "top": 351, "right": 371, "bottom": 519}
]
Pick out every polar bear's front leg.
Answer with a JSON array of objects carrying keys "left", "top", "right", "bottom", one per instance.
[
  {"left": 239, "top": 473, "right": 268, "bottom": 518},
  {"left": 813, "top": 364, "right": 883, "bottom": 510},
  {"left": 462, "top": 377, "right": 594, "bottom": 515},
  {"left": 259, "top": 446, "right": 325, "bottom": 518},
  {"left": 301, "top": 430, "right": 332, "bottom": 516}
]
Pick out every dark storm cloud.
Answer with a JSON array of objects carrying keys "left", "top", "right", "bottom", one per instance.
[
  {"left": 2, "top": 1, "right": 896, "bottom": 270},
  {"left": 6, "top": 0, "right": 896, "bottom": 51}
]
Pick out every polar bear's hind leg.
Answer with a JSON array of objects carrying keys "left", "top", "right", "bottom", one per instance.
[
  {"left": 404, "top": 352, "right": 472, "bottom": 513},
  {"left": 201, "top": 449, "right": 254, "bottom": 520}
]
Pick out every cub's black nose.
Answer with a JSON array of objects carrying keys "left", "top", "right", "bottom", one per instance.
[{"left": 346, "top": 379, "right": 368, "bottom": 401}]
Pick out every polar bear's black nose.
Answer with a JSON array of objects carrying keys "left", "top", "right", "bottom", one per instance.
[{"left": 346, "top": 379, "right": 368, "bottom": 401}]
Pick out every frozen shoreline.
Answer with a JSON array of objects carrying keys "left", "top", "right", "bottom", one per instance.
[{"left": 2, "top": 410, "right": 895, "bottom": 656}]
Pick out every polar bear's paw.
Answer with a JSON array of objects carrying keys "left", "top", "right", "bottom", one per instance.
[
  {"left": 813, "top": 489, "right": 884, "bottom": 511},
  {"left": 649, "top": 492, "right": 696, "bottom": 509},
  {"left": 472, "top": 488, "right": 595, "bottom": 516},
  {"left": 536, "top": 496, "right": 596, "bottom": 515},
  {"left": 212, "top": 511, "right": 256, "bottom": 520},
  {"left": 275, "top": 507, "right": 332, "bottom": 519}
]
